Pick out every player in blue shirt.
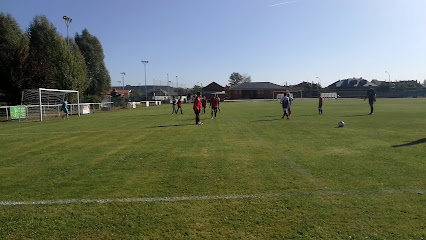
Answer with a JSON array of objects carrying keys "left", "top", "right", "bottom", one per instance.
[
  {"left": 61, "top": 98, "right": 69, "bottom": 119},
  {"left": 280, "top": 94, "right": 290, "bottom": 119}
]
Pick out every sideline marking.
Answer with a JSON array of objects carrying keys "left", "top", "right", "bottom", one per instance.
[{"left": 0, "top": 189, "right": 423, "bottom": 206}]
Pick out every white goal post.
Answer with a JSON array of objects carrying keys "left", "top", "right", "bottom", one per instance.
[{"left": 20, "top": 88, "right": 80, "bottom": 122}]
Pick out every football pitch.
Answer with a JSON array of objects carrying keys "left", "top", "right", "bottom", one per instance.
[{"left": 0, "top": 98, "right": 425, "bottom": 239}]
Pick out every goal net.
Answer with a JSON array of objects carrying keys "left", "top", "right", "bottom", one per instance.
[{"left": 18, "top": 88, "right": 80, "bottom": 122}]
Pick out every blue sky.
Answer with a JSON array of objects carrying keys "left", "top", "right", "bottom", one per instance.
[{"left": 2, "top": 0, "right": 426, "bottom": 88}]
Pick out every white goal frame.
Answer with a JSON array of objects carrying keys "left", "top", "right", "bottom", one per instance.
[{"left": 20, "top": 88, "right": 80, "bottom": 122}]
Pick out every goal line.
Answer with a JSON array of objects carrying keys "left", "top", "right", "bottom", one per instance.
[{"left": 1, "top": 189, "right": 423, "bottom": 207}]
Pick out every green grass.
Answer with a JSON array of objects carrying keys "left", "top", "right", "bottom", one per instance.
[{"left": 0, "top": 99, "right": 425, "bottom": 239}]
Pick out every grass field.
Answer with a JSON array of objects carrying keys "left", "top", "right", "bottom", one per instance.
[{"left": 0, "top": 98, "right": 425, "bottom": 239}]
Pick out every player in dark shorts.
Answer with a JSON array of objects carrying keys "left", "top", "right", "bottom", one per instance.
[
  {"left": 176, "top": 96, "right": 183, "bottom": 114},
  {"left": 318, "top": 95, "right": 323, "bottom": 114},
  {"left": 365, "top": 88, "right": 376, "bottom": 115},
  {"left": 280, "top": 94, "right": 290, "bottom": 119},
  {"left": 201, "top": 96, "right": 207, "bottom": 113},
  {"left": 193, "top": 92, "right": 202, "bottom": 125},
  {"left": 171, "top": 96, "right": 177, "bottom": 114},
  {"left": 210, "top": 94, "right": 219, "bottom": 119}
]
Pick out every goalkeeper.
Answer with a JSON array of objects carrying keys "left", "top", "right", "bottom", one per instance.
[{"left": 61, "top": 98, "right": 69, "bottom": 119}]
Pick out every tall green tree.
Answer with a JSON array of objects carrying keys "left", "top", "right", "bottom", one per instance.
[
  {"left": 0, "top": 13, "right": 29, "bottom": 104},
  {"left": 26, "top": 15, "right": 65, "bottom": 89},
  {"left": 228, "top": 72, "right": 252, "bottom": 87},
  {"left": 75, "top": 28, "right": 111, "bottom": 97},
  {"left": 54, "top": 40, "right": 89, "bottom": 92}
]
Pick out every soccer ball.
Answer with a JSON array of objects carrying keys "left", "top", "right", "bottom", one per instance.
[{"left": 338, "top": 121, "right": 345, "bottom": 127}]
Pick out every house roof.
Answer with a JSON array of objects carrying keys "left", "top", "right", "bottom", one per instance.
[
  {"left": 328, "top": 78, "right": 370, "bottom": 88},
  {"left": 203, "top": 82, "right": 225, "bottom": 90},
  {"left": 231, "top": 82, "right": 286, "bottom": 90},
  {"left": 151, "top": 89, "right": 168, "bottom": 95},
  {"left": 114, "top": 90, "right": 132, "bottom": 95},
  {"left": 102, "top": 89, "right": 131, "bottom": 96}
]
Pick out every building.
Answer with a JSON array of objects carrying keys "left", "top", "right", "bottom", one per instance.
[
  {"left": 202, "top": 82, "right": 226, "bottom": 100},
  {"left": 229, "top": 82, "right": 287, "bottom": 99}
]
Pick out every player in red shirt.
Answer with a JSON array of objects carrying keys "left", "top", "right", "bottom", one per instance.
[
  {"left": 193, "top": 92, "right": 202, "bottom": 125},
  {"left": 176, "top": 96, "right": 183, "bottom": 114},
  {"left": 210, "top": 94, "right": 219, "bottom": 119}
]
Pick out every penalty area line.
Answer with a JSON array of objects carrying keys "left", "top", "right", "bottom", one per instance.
[{"left": 0, "top": 189, "right": 423, "bottom": 207}]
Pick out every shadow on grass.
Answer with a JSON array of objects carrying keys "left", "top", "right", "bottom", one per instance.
[
  {"left": 342, "top": 114, "right": 369, "bottom": 117},
  {"left": 144, "top": 114, "right": 173, "bottom": 117},
  {"left": 297, "top": 114, "right": 319, "bottom": 117},
  {"left": 392, "top": 138, "right": 426, "bottom": 148},
  {"left": 148, "top": 123, "right": 193, "bottom": 128},
  {"left": 253, "top": 118, "right": 284, "bottom": 122}
]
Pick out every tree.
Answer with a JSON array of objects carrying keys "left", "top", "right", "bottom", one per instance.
[
  {"left": 26, "top": 15, "right": 65, "bottom": 89},
  {"left": 0, "top": 13, "right": 29, "bottom": 104},
  {"left": 129, "top": 90, "right": 142, "bottom": 102},
  {"left": 229, "top": 72, "right": 243, "bottom": 87},
  {"left": 242, "top": 73, "right": 252, "bottom": 83},
  {"left": 377, "top": 82, "right": 391, "bottom": 92},
  {"left": 229, "top": 72, "right": 252, "bottom": 87},
  {"left": 53, "top": 39, "right": 89, "bottom": 93},
  {"left": 75, "top": 29, "right": 111, "bottom": 97}
]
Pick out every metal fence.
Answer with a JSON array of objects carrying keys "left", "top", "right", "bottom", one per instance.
[{"left": 0, "top": 103, "right": 105, "bottom": 122}]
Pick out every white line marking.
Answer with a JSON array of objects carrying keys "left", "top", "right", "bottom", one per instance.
[{"left": 0, "top": 189, "right": 423, "bottom": 206}]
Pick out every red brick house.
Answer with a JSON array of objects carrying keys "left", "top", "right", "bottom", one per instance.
[
  {"left": 202, "top": 82, "right": 226, "bottom": 100},
  {"left": 229, "top": 82, "right": 287, "bottom": 99}
]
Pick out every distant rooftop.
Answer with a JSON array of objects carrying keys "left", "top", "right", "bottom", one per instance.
[{"left": 231, "top": 82, "right": 286, "bottom": 90}]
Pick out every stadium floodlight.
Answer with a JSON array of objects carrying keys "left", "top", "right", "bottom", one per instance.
[
  {"left": 62, "top": 16, "right": 72, "bottom": 52},
  {"left": 20, "top": 88, "right": 80, "bottom": 122}
]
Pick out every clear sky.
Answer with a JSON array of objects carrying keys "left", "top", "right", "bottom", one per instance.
[{"left": 2, "top": 0, "right": 426, "bottom": 88}]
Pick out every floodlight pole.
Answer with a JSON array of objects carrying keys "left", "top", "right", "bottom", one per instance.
[
  {"left": 141, "top": 60, "right": 149, "bottom": 102},
  {"left": 63, "top": 16, "right": 72, "bottom": 54},
  {"left": 385, "top": 71, "right": 390, "bottom": 82},
  {"left": 176, "top": 76, "right": 179, "bottom": 96},
  {"left": 168, "top": 81, "right": 171, "bottom": 99},
  {"left": 120, "top": 72, "right": 126, "bottom": 90},
  {"left": 316, "top": 77, "right": 321, "bottom": 87}
]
